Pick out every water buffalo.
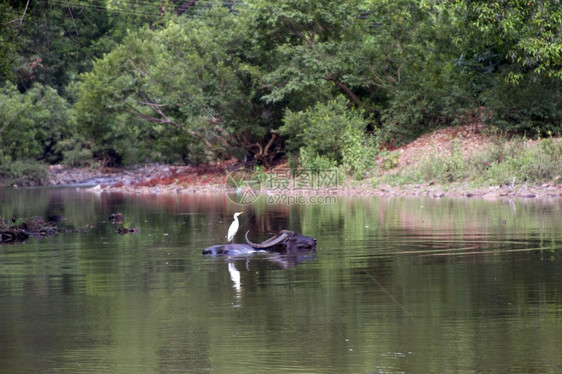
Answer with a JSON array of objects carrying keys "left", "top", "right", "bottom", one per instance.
[{"left": 202, "top": 230, "right": 317, "bottom": 257}]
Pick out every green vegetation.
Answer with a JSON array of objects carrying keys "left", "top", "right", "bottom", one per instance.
[
  {"left": 1, "top": 0, "right": 561, "bottom": 185},
  {"left": 378, "top": 135, "right": 562, "bottom": 187},
  {"left": 0, "top": 158, "right": 48, "bottom": 186},
  {"left": 280, "top": 96, "right": 376, "bottom": 177}
]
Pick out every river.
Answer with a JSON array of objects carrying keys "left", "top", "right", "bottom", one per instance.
[{"left": 0, "top": 188, "right": 561, "bottom": 373}]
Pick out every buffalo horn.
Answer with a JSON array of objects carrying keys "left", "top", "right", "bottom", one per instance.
[{"left": 245, "top": 231, "right": 288, "bottom": 249}]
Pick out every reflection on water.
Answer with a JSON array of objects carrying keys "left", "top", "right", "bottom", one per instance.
[{"left": 1, "top": 188, "right": 562, "bottom": 373}]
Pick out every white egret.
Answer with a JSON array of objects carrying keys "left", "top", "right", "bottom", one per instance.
[{"left": 226, "top": 212, "right": 243, "bottom": 242}]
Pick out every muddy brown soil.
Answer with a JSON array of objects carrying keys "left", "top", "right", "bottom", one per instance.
[{"left": 46, "top": 125, "right": 562, "bottom": 201}]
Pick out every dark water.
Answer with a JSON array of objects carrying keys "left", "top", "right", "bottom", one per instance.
[{"left": 1, "top": 188, "right": 561, "bottom": 373}]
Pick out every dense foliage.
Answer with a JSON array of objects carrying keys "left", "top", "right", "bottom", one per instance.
[{"left": 1, "top": 0, "right": 561, "bottom": 179}]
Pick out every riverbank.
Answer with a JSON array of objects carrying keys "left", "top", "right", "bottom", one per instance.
[
  {"left": 46, "top": 163, "right": 562, "bottom": 202},
  {"left": 45, "top": 124, "right": 562, "bottom": 201}
]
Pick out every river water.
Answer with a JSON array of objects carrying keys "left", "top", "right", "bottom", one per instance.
[{"left": 0, "top": 188, "right": 561, "bottom": 373}]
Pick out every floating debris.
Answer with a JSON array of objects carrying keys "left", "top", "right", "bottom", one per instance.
[
  {"left": 117, "top": 226, "right": 139, "bottom": 235},
  {"left": 47, "top": 215, "right": 67, "bottom": 223},
  {"left": 109, "top": 213, "right": 124, "bottom": 224},
  {"left": 0, "top": 216, "right": 60, "bottom": 243}
]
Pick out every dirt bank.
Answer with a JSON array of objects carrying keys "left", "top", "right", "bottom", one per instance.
[
  {"left": 46, "top": 162, "right": 562, "bottom": 201},
  {"left": 45, "top": 125, "right": 562, "bottom": 201}
]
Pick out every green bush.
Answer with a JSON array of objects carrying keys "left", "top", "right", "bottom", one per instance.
[
  {"left": 0, "top": 157, "right": 49, "bottom": 186},
  {"left": 380, "top": 136, "right": 562, "bottom": 187},
  {"left": 481, "top": 78, "right": 562, "bottom": 136},
  {"left": 485, "top": 138, "right": 562, "bottom": 185},
  {"left": 298, "top": 148, "right": 338, "bottom": 171},
  {"left": 379, "top": 151, "right": 400, "bottom": 171},
  {"left": 415, "top": 138, "right": 466, "bottom": 183},
  {"left": 280, "top": 96, "right": 377, "bottom": 179},
  {"left": 56, "top": 138, "right": 94, "bottom": 167}
]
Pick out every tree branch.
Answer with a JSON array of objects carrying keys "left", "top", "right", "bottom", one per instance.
[
  {"left": 129, "top": 59, "right": 159, "bottom": 85},
  {"left": 278, "top": 15, "right": 316, "bottom": 47},
  {"left": 176, "top": 0, "right": 197, "bottom": 16},
  {"left": 262, "top": 133, "right": 278, "bottom": 158},
  {"left": 136, "top": 94, "right": 181, "bottom": 127},
  {"left": 131, "top": 95, "right": 217, "bottom": 149},
  {"left": 324, "top": 74, "right": 360, "bottom": 107},
  {"left": 1, "top": 0, "right": 30, "bottom": 26},
  {"left": 66, "top": 0, "right": 79, "bottom": 36}
]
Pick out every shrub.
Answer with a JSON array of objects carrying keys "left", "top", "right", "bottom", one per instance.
[
  {"left": 380, "top": 135, "right": 562, "bottom": 187},
  {"left": 485, "top": 138, "right": 562, "bottom": 185},
  {"left": 298, "top": 148, "right": 338, "bottom": 171},
  {"left": 481, "top": 78, "right": 562, "bottom": 136},
  {"left": 280, "top": 96, "right": 377, "bottom": 179},
  {"left": 56, "top": 138, "right": 94, "bottom": 167},
  {"left": 409, "top": 138, "right": 467, "bottom": 183},
  {"left": 379, "top": 151, "right": 400, "bottom": 171},
  {"left": 0, "top": 157, "right": 49, "bottom": 186}
]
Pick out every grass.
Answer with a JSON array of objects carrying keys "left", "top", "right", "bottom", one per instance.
[
  {"left": 374, "top": 136, "right": 562, "bottom": 187},
  {"left": 0, "top": 159, "right": 49, "bottom": 187}
]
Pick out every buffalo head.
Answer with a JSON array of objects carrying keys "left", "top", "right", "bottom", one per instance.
[{"left": 244, "top": 230, "right": 316, "bottom": 254}]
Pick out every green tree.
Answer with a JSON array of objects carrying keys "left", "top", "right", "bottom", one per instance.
[
  {"left": 456, "top": 0, "right": 562, "bottom": 82},
  {"left": 7, "top": 0, "right": 114, "bottom": 93},
  {"left": 249, "top": 0, "right": 472, "bottom": 145},
  {"left": 249, "top": 0, "right": 365, "bottom": 107},
  {"left": 0, "top": 82, "right": 73, "bottom": 161},
  {"left": 0, "top": 0, "right": 30, "bottom": 81},
  {"left": 4, "top": 0, "right": 183, "bottom": 94},
  {"left": 355, "top": 0, "right": 475, "bottom": 143},
  {"left": 453, "top": 0, "right": 562, "bottom": 134},
  {"left": 5, "top": 0, "right": 561, "bottom": 171},
  {"left": 73, "top": 7, "right": 283, "bottom": 166}
]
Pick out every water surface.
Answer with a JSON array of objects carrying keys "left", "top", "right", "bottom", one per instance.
[{"left": 1, "top": 188, "right": 561, "bottom": 373}]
